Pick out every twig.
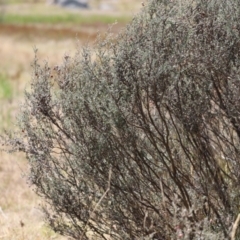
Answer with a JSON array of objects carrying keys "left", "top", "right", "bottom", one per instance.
[
  {"left": 231, "top": 213, "right": 240, "bottom": 240},
  {"left": 80, "top": 166, "right": 112, "bottom": 239},
  {"left": 0, "top": 206, "right": 7, "bottom": 219}
]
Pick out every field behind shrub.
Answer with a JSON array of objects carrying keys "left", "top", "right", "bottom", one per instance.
[{"left": 0, "top": 1, "right": 138, "bottom": 239}]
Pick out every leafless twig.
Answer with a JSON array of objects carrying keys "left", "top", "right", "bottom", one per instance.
[
  {"left": 231, "top": 213, "right": 240, "bottom": 240},
  {"left": 80, "top": 166, "right": 112, "bottom": 240}
]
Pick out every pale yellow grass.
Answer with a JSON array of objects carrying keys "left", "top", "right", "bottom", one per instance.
[
  {"left": 0, "top": 151, "right": 67, "bottom": 240},
  {"left": 0, "top": 33, "right": 78, "bottom": 240},
  {"left": 0, "top": 35, "right": 78, "bottom": 91}
]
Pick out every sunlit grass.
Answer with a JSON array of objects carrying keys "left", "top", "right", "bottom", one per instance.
[
  {"left": 0, "top": 74, "right": 13, "bottom": 100},
  {"left": 1, "top": 12, "right": 131, "bottom": 25},
  {"left": 0, "top": 151, "right": 67, "bottom": 240}
]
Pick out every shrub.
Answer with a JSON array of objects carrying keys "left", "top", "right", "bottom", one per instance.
[{"left": 2, "top": 0, "right": 240, "bottom": 239}]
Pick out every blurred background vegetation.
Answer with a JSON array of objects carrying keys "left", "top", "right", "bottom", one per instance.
[{"left": 0, "top": 1, "right": 139, "bottom": 239}]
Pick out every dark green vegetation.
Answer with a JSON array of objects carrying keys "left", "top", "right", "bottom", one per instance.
[{"left": 2, "top": 0, "right": 240, "bottom": 239}]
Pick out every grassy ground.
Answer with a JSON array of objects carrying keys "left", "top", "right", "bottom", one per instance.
[
  {"left": 0, "top": 1, "right": 140, "bottom": 239},
  {"left": 0, "top": 36, "right": 74, "bottom": 240},
  {"left": 1, "top": 13, "right": 130, "bottom": 25},
  {"left": 0, "top": 152, "right": 68, "bottom": 240}
]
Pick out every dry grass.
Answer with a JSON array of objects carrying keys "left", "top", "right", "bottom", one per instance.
[
  {"left": 0, "top": 37, "right": 78, "bottom": 240},
  {"left": 0, "top": 152, "right": 67, "bottom": 240},
  {"left": 0, "top": 32, "right": 87, "bottom": 240},
  {"left": 0, "top": 1, "right": 135, "bottom": 239},
  {"left": 0, "top": 34, "right": 78, "bottom": 84},
  {"left": 0, "top": 84, "right": 68, "bottom": 240}
]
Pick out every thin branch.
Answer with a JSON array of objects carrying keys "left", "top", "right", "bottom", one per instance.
[
  {"left": 80, "top": 166, "right": 112, "bottom": 240},
  {"left": 231, "top": 213, "right": 240, "bottom": 240}
]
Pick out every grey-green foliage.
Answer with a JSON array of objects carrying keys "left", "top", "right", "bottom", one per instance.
[{"left": 3, "top": 0, "right": 240, "bottom": 239}]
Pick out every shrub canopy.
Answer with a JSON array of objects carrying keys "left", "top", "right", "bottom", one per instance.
[{"left": 3, "top": 0, "right": 240, "bottom": 239}]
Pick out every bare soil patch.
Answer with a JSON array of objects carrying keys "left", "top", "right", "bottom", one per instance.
[{"left": 0, "top": 22, "right": 124, "bottom": 41}]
